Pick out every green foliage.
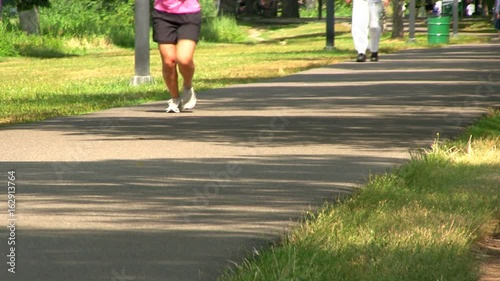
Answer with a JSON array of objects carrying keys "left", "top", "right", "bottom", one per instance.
[
  {"left": 459, "top": 109, "right": 500, "bottom": 141},
  {"left": 108, "top": 26, "right": 135, "bottom": 48},
  {"left": 103, "top": 0, "right": 135, "bottom": 48},
  {"left": 39, "top": 0, "right": 104, "bottom": 37},
  {"left": 38, "top": 0, "right": 136, "bottom": 47},
  {"left": 0, "top": 18, "right": 68, "bottom": 57},
  {"left": 200, "top": 0, "right": 218, "bottom": 18},
  {"left": 0, "top": 25, "right": 18, "bottom": 56},
  {"left": 201, "top": 16, "right": 247, "bottom": 43},
  {"left": 14, "top": 35, "right": 68, "bottom": 57},
  {"left": 1, "top": 0, "right": 249, "bottom": 57},
  {"left": 199, "top": 0, "right": 246, "bottom": 43}
]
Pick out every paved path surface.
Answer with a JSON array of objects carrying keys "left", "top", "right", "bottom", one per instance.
[{"left": 1, "top": 43, "right": 500, "bottom": 281}]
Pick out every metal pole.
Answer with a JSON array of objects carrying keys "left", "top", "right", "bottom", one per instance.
[
  {"left": 318, "top": 0, "right": 323, "bottom": 19},
  {"left": 325, "top": 0, "right": 335, "bottom": 49},
  {"left": 453, "top": 0, "right": 459, "bottom": 37},
  {"left": 408, "top": 0, "right": 416, "bottom": 42},
  {"left": 131, "top": 0, "right": 153, "bottom": 86}
]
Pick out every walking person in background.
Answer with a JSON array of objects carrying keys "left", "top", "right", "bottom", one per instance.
[
  {"left": 153, "top": 0, "right": 201, "bottom": 113},
  {"left": 424, "top": 0, "right": 434, "bottom": 14},
  {"left": 347, "top": 0, "right": 390, "bottom": 62},
  {"left": 495, "top": 0, "right": 500, "bottom": 38},
  {"left": 433, "top": 0, "right": 442, "bottom": 15},
  {"left": 466, "top": 1, "right": 475, "bottom": 16}
]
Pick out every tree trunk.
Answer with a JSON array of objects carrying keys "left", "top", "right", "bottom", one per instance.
[
  {"left": 243, "top": 0, "right": 255, "bottom": 14},
  {"left": 391, "top": 0, "right": 405, "bottom": 38},
  {"left": 19, "top": 6, "right": 40, "bottom": 34},
  {"left": 482, "top": 0, "right": 489, "bottom": 16},
  {"left": 216, "top": 0, "right": 221, "bottom": 15},
  {"left": 282, "top": 0, "right": 300, "bottom": 17}
]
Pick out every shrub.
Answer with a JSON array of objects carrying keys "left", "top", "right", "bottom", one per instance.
[
  {"left": 108, "top": 26, "right": 135, "bottom": 48},
  {"left": 1, "top": 0, "right": 249, "bottom": 57},
  {"left": 0, "top": 25, "right": 18, "bottom": 56},
  {"left": 199, "top": 0, "right": 248, "bottom": 43},
  {"left": 15, "top": 35, "right": 68, "bottom": 58},
  {"left": 200, "top": 0, "right": 218, "bottom": 18},
  {"left": 39, "top": 0, "right": 104, "bottom": 37},
  {"left": 104, "top": 0, "right": 135, "bottom": 48},
  {"left": 201, "top": 16, "right": 246, "bottom": 43}
]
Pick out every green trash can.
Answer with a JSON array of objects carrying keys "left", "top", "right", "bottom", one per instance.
[{"left": 427, "top": 15, "right": 451, "bottom": 45}]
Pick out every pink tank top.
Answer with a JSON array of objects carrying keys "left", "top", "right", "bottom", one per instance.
[{"left": 154, "top": 0, "right": 201, "bottom": 14}]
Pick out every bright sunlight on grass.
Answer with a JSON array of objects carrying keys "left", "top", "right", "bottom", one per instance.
[
  {"left": 0, "top": 19, "right": 493, "bottom": 126},
  {"left": 218, "top": 109, "right": 500, "bottom": 281}
]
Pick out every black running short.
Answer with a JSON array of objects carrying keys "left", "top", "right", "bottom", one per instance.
[{"left": 152, "top": 9, "right": 202, "bottom": 44}]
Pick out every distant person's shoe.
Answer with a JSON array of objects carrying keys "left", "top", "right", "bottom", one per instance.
[
  {"left": 370, "top": 52, "right": 379, "bottom": 62},
  {"left": 166, "top": 98, "right": 182, "bottom": 113},
  {"left": 356, "top": 53, "right": 366, "bottom": 62},
  {"left": 182, "top": 87, "right": 197, "bottom": 110}
]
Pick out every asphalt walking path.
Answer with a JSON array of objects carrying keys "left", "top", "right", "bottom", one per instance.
[{"left": 1, "top": 43, "right": 500, "bottom": 281}]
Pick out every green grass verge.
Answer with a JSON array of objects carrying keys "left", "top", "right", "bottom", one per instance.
[
  {"left": 217, "top": 111, "right": 500, "bottom": 281},
  {"left": 458, "top": 109, "right": 500, "bottom": 142}
]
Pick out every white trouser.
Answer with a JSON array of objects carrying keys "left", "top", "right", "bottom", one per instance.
[{"left": 351, "top": 0, "right": 383, "bottom": 54}]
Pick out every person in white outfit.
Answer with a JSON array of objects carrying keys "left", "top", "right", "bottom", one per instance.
[
  {"left": 433, "top": 0, "right": 442, "bottom": 14},
  {"left": 347, "top": 0, "right": 390, "bottom": 62},
  {"left": 466, "top": 3, "right": 475, "bottom": 16}
]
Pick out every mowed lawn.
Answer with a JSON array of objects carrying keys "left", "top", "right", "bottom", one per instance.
[{"left": 0, "top": 20, "right": 492, "bottom": 125}]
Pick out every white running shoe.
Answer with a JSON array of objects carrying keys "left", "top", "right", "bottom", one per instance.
[
  {"left": 181, "top": 87, "right": 197, "bottom": 110},
  {"left": 166, "top": 98, "right": 182, "bottom": 113}
]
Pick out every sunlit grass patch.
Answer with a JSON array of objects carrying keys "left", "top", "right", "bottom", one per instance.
[
  {"left": 219, "top": 111, "right": 500, "bottom": 281},
  {"left": 0, "top": 19, "right": 495, "bottom": 126}
]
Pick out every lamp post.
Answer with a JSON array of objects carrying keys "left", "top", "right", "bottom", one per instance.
[
  {"left": 408, "top": 0, "right": 416, "bottom": 42},
  {"left": 318, "top": 0, "right": 323, "bottom": 19},
  {"left": 453, "top": 0, "right": 459, "bottom": 37},
  {"left": 131, "top": 0, "right": 153, "bottom": 86},
  {"left": 325, "top": 0, "right": 335, "bottom": 50}
]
